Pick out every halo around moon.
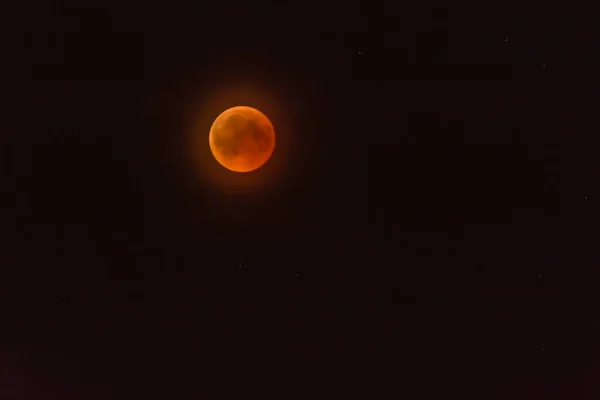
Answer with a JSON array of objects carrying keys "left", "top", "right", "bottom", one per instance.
[
  {"left": 183, "top": 79, "right": 296, "bottom": 196},
  {"left": 209, "top": 106, "right": 275, "bottom": 173}
]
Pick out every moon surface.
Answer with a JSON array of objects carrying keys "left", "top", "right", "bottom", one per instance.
[{"left": 209, "top": 106, "right": 276, "bottom": 173}]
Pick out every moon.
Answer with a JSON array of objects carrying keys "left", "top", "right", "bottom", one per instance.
[{"left": 209, "top": 106, "right": 276, "bottom": 173}]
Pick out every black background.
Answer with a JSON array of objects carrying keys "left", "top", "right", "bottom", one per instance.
[{"left": 2, "top": 2, "right": 599, "bottom": 399}]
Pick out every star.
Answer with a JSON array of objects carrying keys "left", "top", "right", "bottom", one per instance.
[
  {"left": 296, "top": 273, "right": 300, "bottom": 277},
  {"left": 357, "top": 51, "right": 362, "bottom": 55},
  {"left": 541, "top": 64, "right": 546, "bottom": 68},
  {"left": 584, "top": 196, "right": 588, "bottom": 200},
  {"left": 504, "top": 37, "right": 509, "bottom": 43}
]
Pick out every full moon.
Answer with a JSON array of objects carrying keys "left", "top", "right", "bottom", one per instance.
[{"left": 209, "top": 106, "right": 276, "bottom": 173}]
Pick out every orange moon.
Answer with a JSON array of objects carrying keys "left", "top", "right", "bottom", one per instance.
[{"left": 208, "top": 106, "right": 276, "bottom": 173}]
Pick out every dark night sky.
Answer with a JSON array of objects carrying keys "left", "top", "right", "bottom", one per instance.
[{"left": 2, "top": 3, "right": 599, "bottom": 399}]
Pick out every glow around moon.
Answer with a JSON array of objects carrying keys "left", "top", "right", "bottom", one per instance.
[
  {"left": 185, "top": 81, "right": 292, "bottom": 194},
  {"left": 209, "top": 106, "right": 276, "bottom": 173}
]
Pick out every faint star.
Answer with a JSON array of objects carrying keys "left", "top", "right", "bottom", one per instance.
[
  {"left": 584, "top": 196, "right": 588, "bottom": 200},
  {"left": 504, "top": 37, "right": 508, "bottom": 43},
  {"left": 308, "top": 27, "right": 312, "bottom": 31},
  {"left": 358, "top": 51, "right": 362, "bottom": 55},
  {"left": 537, "top": 273, "right": 543, "bottom": 279},
  {"left": 238, "top": 264, "right": 243, "bottom": 268},
  {"left": 296, "top": 273, "right": 300, "bottom": 277},
  {"left": 541, "top": 64, "right": 546, "bottom": 68},
  {"left": 541, "top": 348, "right": 545, "bottom": 352}
]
